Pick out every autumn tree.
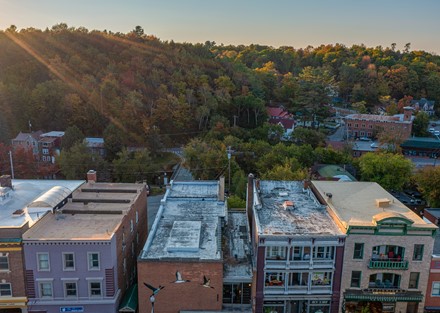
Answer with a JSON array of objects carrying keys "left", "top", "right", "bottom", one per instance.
[{"left": 414, "top": 166, "right": 440, "bottom": 207}]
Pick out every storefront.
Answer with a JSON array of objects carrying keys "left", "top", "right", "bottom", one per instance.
[{"left": 263, "top": 299, "right": 331, "bottom": 313}]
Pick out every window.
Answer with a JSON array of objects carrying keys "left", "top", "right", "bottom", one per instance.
[
  {"left": 136, "top": 211, "right": 139, "bottom": 224},
  {"left": 266, "top": 246, "right": 286, "bottom": 260},
  {"left": 409, "top": 272, "right": 419, "bottom": 289},
  {"left": 362, "top": 124, "right": 366, "bottom": 128},
  {"left": 265, "top": 272, "right": 285, "bottom": 286},
  {"left": 432, "top": 282, "right": 440, "bottom": 296},
  {"left": 63, "top": 253, "right": 75, "bottom": 271},
  {"left": 350, "top": 271, "right": 361, "bottom": 288},
  {"left": 354, "top": 123, "right": 358, "bottom": 128},
  {"left": 130, "top": 219, "right": 134, "bottom": 233},
  {"left": 42, "top": 148, "right": 49, "bottom": 154},
  {"left": 88, "top": 253, "right": 100, "bottom": 270},
  {"left": 413, "top": 244, "right": 424, "bottom": 261},
  {"left": 64, "top": 282, "right": 77, "bottom": 298},
  {"left": 39, "top": 282, "right": 53, "bottom": 298},
  {"left": 313, "top": 246, "right": 334, "bottom": 259},
  {"left": 0, "top": 255, "right": 9, "bottom": 271},
  {"left": 89, "top": 281, "right": 102, "bottom": 297},
  {"left": 311, "top": 272, "right": 332, "bottom": 286},
  {"left": 353, "top": 243, "right": 364, "bottom": 259},
  {"left": 0, "top": 283, "right": 11, "bottom": 296},
  {"left": 37, "top": 253, "right": 50, "bottom": 271}
]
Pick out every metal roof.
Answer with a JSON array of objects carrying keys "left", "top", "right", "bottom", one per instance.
[{"left": 28, "top": 186, "right": 72, "bottom": 208}]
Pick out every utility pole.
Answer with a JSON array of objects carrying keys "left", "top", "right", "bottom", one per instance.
[
  {"left": 227, "top": 146, "right": 232, "bottom": 193},
  {"left": 9, "top": 151, "right": 14, "bottom": 179},
  {"left": 233, "top": 115, "right": 238, "bottom": 127}
]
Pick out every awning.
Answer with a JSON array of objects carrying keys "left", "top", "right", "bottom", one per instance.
[
  {"left": 119, "top": 284, "right": 138, "bottom": 312},
  {"left": 344, "top": 291, "right": 423, "bottom": 302},
  {"left": 425, "top": 307, "right": 440, "bottom": 312}
]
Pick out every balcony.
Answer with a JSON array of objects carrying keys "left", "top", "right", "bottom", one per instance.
[{"left": 368, "top": 258, "right": 408, "bottom": 270}]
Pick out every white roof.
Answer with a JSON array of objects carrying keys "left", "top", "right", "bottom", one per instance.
[
  {"left": 140, "top": 181, "right": 226, "bottom": 260},
  {"left": 41, "top": 131, "right": 65, "bottom": 137},
  {"left": 28, "top": 186, "right": 71, "bottom": 208},
  {"left": 0, "top": 179, "right": 84, "bottom": 228}
]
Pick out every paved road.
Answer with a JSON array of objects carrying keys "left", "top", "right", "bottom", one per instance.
[{"left": 326, "top": 122, "right": 346, "bottom": 142}]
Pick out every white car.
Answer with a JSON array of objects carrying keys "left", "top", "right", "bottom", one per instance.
[{"left": 429, "top": 128, "right": 435, "bottom": 133}]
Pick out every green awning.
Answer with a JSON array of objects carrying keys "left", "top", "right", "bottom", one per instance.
[
  {"left": 344, "top": 292, "right": 423, "bottom": 302},
  {"left": 119, "top": 283, "right": 138, "bottom": 312}
]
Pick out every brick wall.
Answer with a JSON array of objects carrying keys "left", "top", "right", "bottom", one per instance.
[
  {"left": 0, "top": 245, "right": 26, "bottom": 297},
  {"left": 137, "top": 261, "right": 223, "bottom": 313},
  {"left": 341, "top": 234, "right": 434, "bottom": 313}
]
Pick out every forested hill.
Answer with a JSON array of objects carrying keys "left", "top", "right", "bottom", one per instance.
[{"left": 1, "top": 24, "right": 440, "bottom": 146}]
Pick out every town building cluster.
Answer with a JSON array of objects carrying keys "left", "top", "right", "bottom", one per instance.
[{"left": 0, "top": 171, "right": 439, "bottom": 313}]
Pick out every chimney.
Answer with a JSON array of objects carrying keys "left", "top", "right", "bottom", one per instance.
[
  {"left": 218, "top": 176, "right": 225, "bottom": 202},
  {"left": 246, "top": 174, "right": 255, "bottom": 234},
  {"left": 87, "top": 170, "right": 97, "bottom": 183},
  {"left": 403, "top": 106, "right": 414, "bottom": 122},
  {"left": 0, "top": 175, "right": 12, "bottom": 188},
  {"left": 303, "top": 180, "right": 310, "bottom": 190}
]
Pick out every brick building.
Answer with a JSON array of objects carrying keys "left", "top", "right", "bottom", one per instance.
[
  {"left": 22, "top": 171, "right": 148, "bottom": 313},
  {"left": 137, "top": 180, "right": 228, "bottom": 313},
  {"left": 344, "top": 107, "right": 414, "bottom": 140},
  {"left": 0, "top": 175, "right": 84, "bottom": 313},
  {"left": 246, "top": 176, "right": 346, "bottom": 313},
  {"left": 422, "top": 209, "right": 440, "bottom": 312},
  {"left": 312, "top": 181, "right": 437, "bottom": 313}
]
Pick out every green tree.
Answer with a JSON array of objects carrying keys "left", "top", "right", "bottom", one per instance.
[
  {"left": 414, "top": 166, "right": 440, "bottom": 207},
  {"left": 58, "top": 142, "right": 105, "bottom": 179},
  {"left": 291, "top": 128, "right": 326, "bottom": 149},
  {"left": 358, "top": 152, "right": 413, "bottom": 190},
  {"left": 412, "top": 111, "right": 429, "bottom": 137},
  {"left": 62, "top": 125, "right": 85, "bottom": 151},
  {"left": 103, "top": 124, "right": 125, "bottom": 161},
  {"left": 112, "top": 148, "right": 156, "bottom": 183},
  {"left": 261, "top": 159, "right": 307, "bottom": 181},
  {"left": 227, "top": 195, "right": 246, "bottom": 209}
]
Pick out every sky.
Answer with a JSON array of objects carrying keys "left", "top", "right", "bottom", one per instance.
[{"left": 1, "top": 0, "right": 439, "bottom": 54}]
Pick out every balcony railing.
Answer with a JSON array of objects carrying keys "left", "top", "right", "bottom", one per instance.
[
  {"left": 368, "top": 258, "right": 408, "bottom": 270},
  {"left": 265, "top": 258, "right": 334, "bottom": 269}
]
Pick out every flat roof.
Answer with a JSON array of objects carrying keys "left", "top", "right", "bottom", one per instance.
[
  {"left": 41, "top": 131, "right": 65, "bottom": 137},
  {"left": 63, "top": 182, "right": 145, "bottom": 214},
  {"left": 0, "top": 179, "right": 84, "bottom": 228},
  {"left": 254, "top": 181, "right": 343, "bottom": 237},
  {"left": 345, "top": 113, "right": 410, "bottom": 123},
  {"left": 312, "top": 181, "right": 436, "bottom": 230},
  {"left": 401, "top": 137, "right": 440, "bottom": 149},
  {"left": 224, "top": 211, "right": 252, "bottom": 282},
  {"left": 140, "top": 181, "right": 226, "bottom": 261},
  {"left": 22, "top": 212, "right": 120, "bottom": 240}
]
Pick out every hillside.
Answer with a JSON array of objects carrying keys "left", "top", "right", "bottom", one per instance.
[{"left": 1, "top": 24, "right": 440, "bottom": 147}]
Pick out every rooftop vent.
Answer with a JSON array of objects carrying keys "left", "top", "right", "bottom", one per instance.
[
  {"left": 376, "top": 198, "right": 391, "bottom": 208},
  {"left": 325, "top": 192, "right": 333, "bottom": 198},
  {"left": 283, "top": 200, "right": 294, "bottom": 210},
  {"left": 0, "top": 175, "right": 12, "bottom": 188},
  {"left": 279, "top": 192, "right": 288, "bottom": 197}
]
